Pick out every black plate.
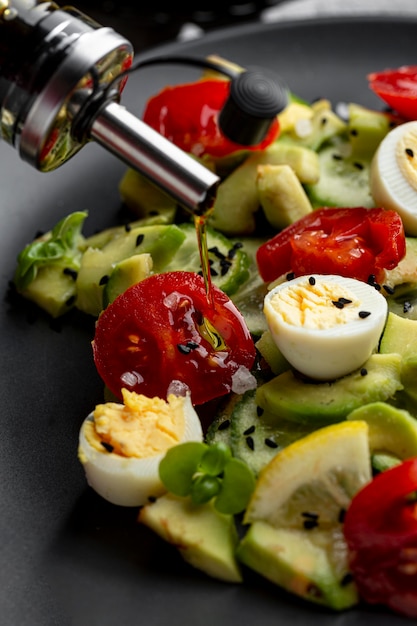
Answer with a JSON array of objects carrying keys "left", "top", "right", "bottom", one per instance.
[{"left": 1, "top": 15, "right": 414, "bottom": 626}]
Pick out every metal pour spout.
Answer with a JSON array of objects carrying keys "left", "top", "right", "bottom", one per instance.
[{"left": 89, "top": 101, "right": 220, "bottom": 216}]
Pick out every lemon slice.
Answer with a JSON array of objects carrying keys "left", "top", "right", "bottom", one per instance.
[
  {"left": 238, "top": 421, "right": 372, "bottom": 610},
  {"left": 244, "top": 420, "right": 372, "bottom": 528}
]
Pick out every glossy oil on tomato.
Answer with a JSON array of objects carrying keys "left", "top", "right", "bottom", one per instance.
[
  {"left": 93, "top": 271, "right": 256, "bottom": 406},
  {"left": 256, "top": 207, "right": 406, "bottom": 283},
  {"left": 344, "top": 458, "right": 417, "bottom": 618},
  {"left": 368, "top": 66, "right": 417, "bottom": 120},
  {"left": 142, "top": 79, "right": 279, "bottom": 158}
]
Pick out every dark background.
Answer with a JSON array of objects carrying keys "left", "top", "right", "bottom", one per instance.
[{"left": 74, "top": 1, "right": 282, "bottom": 51}]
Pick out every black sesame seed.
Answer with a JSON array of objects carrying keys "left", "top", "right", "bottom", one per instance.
[
  {"left": 99, "top": 275, "right": 109, "bottom": 286},
  {"left": 303, "top": 518, "right": 319, "bottom": 530},
  {"left": 286, "top": 272, "right": 295, "bottom": 281},
  {"left": 210, "top": 268, "right": 219, "bottom": 277},
  {"left": 367, "top": 274, "right": 377, "bottom": 285},
  {"left": 332, "top": 300, "right": 345, "bottom": 309},
  {"left": 340, "top": 573, "right": 354, "bottom": 587},
  {"left": 177, "top": 344, "right": 192, "bottom": 354},
  {"left": 264, "top": 438, "right": 278, "bottom": 449},
  {"left": 302, "top": 511, "right": 319, "bottom": 520},
  {"left": 338, "top": 297, "right": 353, "bottom": 305},
  {"left": 220, "top": 259, "right": 232, "bottom": 276},
  {"left": 124, "top": 223, "right": 132, "bottom": 232},
  {"left": 63, "top": 267, "right": 78, "bottom": 280},
  {"left": 404, "top": 301, "right": 412, "bottom": 314},
  {"left": 243, "top": 425, "right": 256, "bottom": 436},
  {"left": 101, "top": 441, "right": 114, "bottom": 453},
  {"left": 147, "top": 495, "right": 157, "bottom": 503},
  {"left": 406, "top": 147, "right": 414, "bottom": 158},
  {"left": 359, "top": 311, "right": 371, "bottom": 319},
  {"left": 256, "top": 406, "right": 264, "bottom": 417},
  {"left": 136, "top": 233, "right": 145, "bottom": 247},
  {"left": 309, "top": 276, "right": 316, "bottom": 285},
  {"left": 246, "top": 436, "right": 255, "bottom": 451},
  {"left": 332, "top": 153, "right": 343, "bottom": 160},
  {"left": 350, "top": 128, "right": 358, "bottom": 136},
  {"left": 338, "top": 508, "right": 346, "bottom": 523},
  {"left": 320, "top": 116, "right": 328, "bottom": 125},
  {"left": 218, "top": 419, "right": 230, "bottom": 431},
  {"left": 353, "top": 161, "right": 364, "bottom": 170},
  {"left": 360, "top": 368, "right": 368, "bottom": 377},
  {"left": 383, "top": 284, "right": 395, "bottom": 295},
  {"left": 208, "top": 246, "right": 226, "bottom": 260},
  {"left": 186, "top": 341, "right": 199, "bottom": 350}
]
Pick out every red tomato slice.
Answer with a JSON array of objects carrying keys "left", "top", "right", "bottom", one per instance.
[
  {"left": 368, "top": 66, "right": 417, "bottom": 120},
  {"left": 256, "top": 207, "right": 406, "bottom": 283},
  {"left": 92, "top": 271, "right": 256, "bottom": 406},
  {"left": 142, "top": 79, "right": 279, "bottom": 158},
  {"left": 344, "top": 459, "right": 417, "bottom": 618}
]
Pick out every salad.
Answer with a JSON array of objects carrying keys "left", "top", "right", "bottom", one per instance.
[{"left": 12, "top": 60, "right": 417, "bottom": 619}]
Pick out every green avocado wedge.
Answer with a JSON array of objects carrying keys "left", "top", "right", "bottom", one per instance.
[
  {"left": 347, "top": 401, "right": 417, "bottom": 460},
  {"left": 139, "top": 492, "right": 242, "bottom": 584},
  {"left": 237, "top": 522, "right": 358, "bottom": 611},
  {"left": 255, "top": 354, "right": 403, "bottom": 425}
]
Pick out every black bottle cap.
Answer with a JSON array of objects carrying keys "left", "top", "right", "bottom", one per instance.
[{"left": 218, "top": 67, "right": 288, "bottom": 146}]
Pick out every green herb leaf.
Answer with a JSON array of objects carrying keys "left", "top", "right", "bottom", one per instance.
[{"left": 14, "top": 211, "right": 87, "bottom": 290}]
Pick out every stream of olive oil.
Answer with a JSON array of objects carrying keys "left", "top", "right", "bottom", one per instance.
[
  {"left": 194, "top": 213, "right": 227, "bottom": 350},
  {"left": 194, "top": 214, "right": 214, "bottom": 307}
]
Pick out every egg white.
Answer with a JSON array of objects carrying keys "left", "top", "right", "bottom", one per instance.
[
  {"left": 263, "top": 274, "right": 388, "bottom": 381},
  {"left": 371, "top": 120, "right": 417, "bottom": 235},
  {"left": 78, "top": 393, "right": 203, "bottom": 507}
]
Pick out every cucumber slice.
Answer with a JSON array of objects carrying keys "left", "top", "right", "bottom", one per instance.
[
  {"left": 164, "top": 222, "right": 250, "bottom": 296},
  {"left": 305, "top": 140, "right": 375, "bottom": 208},
  {"left": 229, "top": 390, "right": 314, "bottom": 475}
]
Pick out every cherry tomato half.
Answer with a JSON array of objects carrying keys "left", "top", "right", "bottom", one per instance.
[
  {"left": 92, "top": 271, "right": 256, "bottom": 406},
  {"left": 142, "top": 79, "right": 279, "bottom": 158},
  {"left": 368, "top": 66, "right": 417, "bottom": 120},
  {"left": 256, "top": 207, "right": 406, "bottom": 284},
  {"left": 344, "top": 458, "right": 417, "bottom": 618}
]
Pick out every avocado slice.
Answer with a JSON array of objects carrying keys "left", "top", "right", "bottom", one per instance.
[
  {"left": 347, "top": 103, "right": 397, "bottom": 156},
  {"left": 255, "top": 353, "right": 403, "bottom": 425},
  {"left": 138, "top": 492, "right": 242, "bottom": 583},
  {"left": 379, "top": 312, "right": 417, "bottom": 407},
  {"left": 347, "top": 401, "right": 417, "bottom": 459},
  {"left": 118, "top": 168, "right": 177, "bottom": 223},
  {"left": 76, "top": 224, "right": 186, "bottom": 316},
  {"left": 18, "top": 263, "right": 78, "bottom": 318},
  {"left": 102, "top": 253, "right": 153, "bottom": 307},
  {"left": 237, "top": 522, "right": 358, "bottom": 610},
  {"left": 209, "top": 143, "right": 319, "bottom": 236}
]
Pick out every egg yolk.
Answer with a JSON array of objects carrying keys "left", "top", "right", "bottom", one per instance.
[
  {"left": 268, "top": 279, "right": 361, "bottom": 329},
  {"left": 85, "top": 388, "right": 186, "bottom": 458}
]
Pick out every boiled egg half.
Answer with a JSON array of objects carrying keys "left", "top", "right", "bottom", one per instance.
[
  {"left": 78, "top": 388, "right": 203, "bottom": 506},
  {"left": 263, "top": 274, "right": 388, "bottom": 381},
  {"left": 371, "top": 120, "right": 417, "bottom": 235}
]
